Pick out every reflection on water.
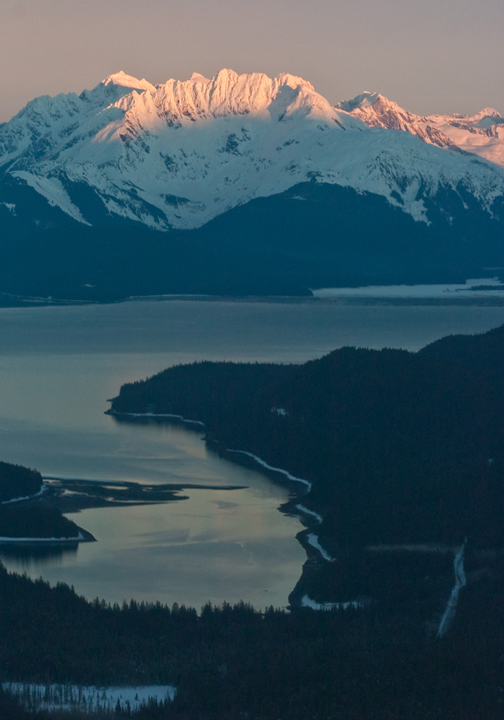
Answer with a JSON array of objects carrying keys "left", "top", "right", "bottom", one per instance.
[
  {"left": 0, "top": 299, "right": 503, "bottom": 608},
  {"left": 48, "top": 486, "right": 306, "bottom": 608},
  {"left": 0, "top": 416, "right": 306, "bottom": 608},
  {"left": 0, "top": 542, "right": 78, "bottom": 565}
]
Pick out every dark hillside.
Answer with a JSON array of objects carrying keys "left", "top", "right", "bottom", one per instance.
[
  {"left": 2, "top": 562, "right": 504, "bottom": 719},
  {"left": 419, "top": 322, "right": 504, "bottom": 375},
  {"left": 0, "top": 462, "right": 42, "bottom": 503},
  {"left": 1, "top": 181, "right": 503, "bottom": 301}
]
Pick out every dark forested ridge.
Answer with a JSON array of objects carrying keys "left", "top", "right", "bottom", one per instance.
[
  {"left": 1, "top": 182, "right": 503, "bottom": 301},
  {"left": 110, "top": 324, "right": 504, "bottom": 550},
  {"left": 2, "top": 561, "right": 504, "bottom": 720}
]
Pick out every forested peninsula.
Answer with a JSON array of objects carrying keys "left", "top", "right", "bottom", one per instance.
[
  {"left": 0, "top": 461, "right": 82, "bottom": 540},
  {"left": 108, "top": 325, "right": 504, "bottom": 613},
  {"left": 109, "top": 325, "right": 504, "bottom": 546}
]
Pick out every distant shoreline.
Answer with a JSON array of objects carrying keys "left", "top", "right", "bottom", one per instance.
[{"left": 3, "top": 279, "right": 504, "bottom": 310}]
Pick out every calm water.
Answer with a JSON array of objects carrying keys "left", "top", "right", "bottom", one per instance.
[{"left": 1, "top": 298, "right": 503, "bottom": 609}]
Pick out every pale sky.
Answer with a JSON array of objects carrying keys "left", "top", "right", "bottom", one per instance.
[{"left": 1, "top": 0, "right": 503, "bottom": 123}]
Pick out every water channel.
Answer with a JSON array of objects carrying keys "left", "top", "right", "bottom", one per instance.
[{"left": 1, "top": 296, "right": 503, "bottom": 609}]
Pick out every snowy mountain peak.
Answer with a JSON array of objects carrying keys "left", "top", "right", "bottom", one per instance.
[
  {"left": 340, "top": 91, "right": 504, "bottom": 166},
  {"left": 189, "top": 72, "right": 211, "bottom": 85},
  {"left": 101, "top": 71, "right": 156, "bottom": 94},
  {"left": 132, "top": 68, "right": 352, "bottom": 126},
  {"left": 338, "top": 92, "right": 423, "bottom": 128},
  {"left": 472, "top": 107, "right": 502, "bottom": 121},
  {"left": 1, "top": 69, "right": 504, "bottom": 236},
  {"left": 337, "top": 91, "right": 381, "bottom": 112}
]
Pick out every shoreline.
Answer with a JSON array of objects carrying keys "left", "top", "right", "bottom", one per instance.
[
  {"left": 105, "top": 408, "right": 205, "bottom": 428},
  {"left": 104, "top": 408, "right": 341, "bottom": 609},
  {"left": 0, "top": 527, "right": 95, "bottom": 544},
  {"left": 3, "top": 282, "right": 504, "bottom": 310}
]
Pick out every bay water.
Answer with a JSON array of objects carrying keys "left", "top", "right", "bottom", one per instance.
[{"left": 0, "top": 297, "right": 503, "bottom": 609}]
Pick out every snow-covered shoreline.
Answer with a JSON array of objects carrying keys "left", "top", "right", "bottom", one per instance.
[
  {"left": 224, "top": 451, "right": 337, "bottom": 566},
  {"left": 225, "top": 450, "right": 312, "bottom": 489},
  {"left": 107, "top": 407, "right": 335, "bottom": 577},
  {"left": 0, "top": 531, "right": 84, "bottom": 544},
  {"left": 312, "top": 278, "right": 504, "bottom": 299},
  {"left": 296, "top": 504, "right": 322, "bottom": 524},
  {"left": 107, "top": 409, "right": 205, "bottom": 426}
]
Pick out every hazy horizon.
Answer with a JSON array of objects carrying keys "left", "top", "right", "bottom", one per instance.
[{"left": 1, "top": 0, "right": 503, "bottom": 124}]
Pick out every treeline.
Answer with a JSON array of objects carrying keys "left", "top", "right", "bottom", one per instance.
[
  {"left": 109, "top": 325, "right": 504, "bottom": 549},
  {"left": 1, "top": 561, "right": 504, "bottom": 719},
  {"left": 0, "top": 461, "right": 42, "bottom": 503}
]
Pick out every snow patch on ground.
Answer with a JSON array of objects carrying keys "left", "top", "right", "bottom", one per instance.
[
  {"left": 271, "top": 407, "right": 288, "bottom": 416},
  {"left": 437, "top": 541, "right": 467, "bottom": 638},
  {"left": 3, "top": 683, "right": 176, "bottom": 713},
  {"left": 1, "top": 483, "right": 48, "bottom": 505},
  {"left": 11, "top": 172, "right": 91, "bottom": 225}
]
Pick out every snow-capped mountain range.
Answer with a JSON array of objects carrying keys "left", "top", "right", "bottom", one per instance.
[
  {"left": 1, "top": 68, "right": 504, "bottom": 234},
  {"left": 338, "top": 91, "right": 504, "bottom": 167}
]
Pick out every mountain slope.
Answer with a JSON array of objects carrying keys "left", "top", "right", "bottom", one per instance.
[
  {"left": 2, "top": 180, "right": 503, "bottom": 301},
  {"left": 0, "top": 69, "right": 361, "bottom": 232},
  {"left": 1, "top": 69, "right": 504, "bottom": 236},
  {"left": 1, "top": 70, "right": 504, "bottom": 298}
]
